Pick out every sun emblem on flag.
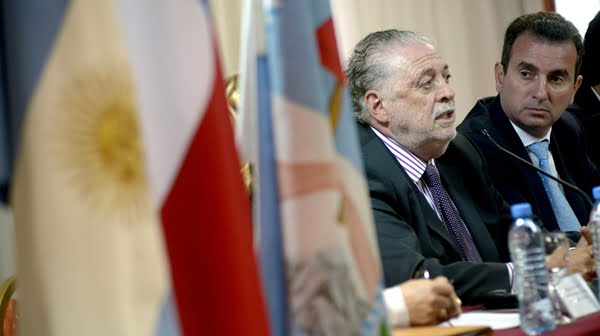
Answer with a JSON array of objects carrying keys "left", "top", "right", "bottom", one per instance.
[{"left": 51, "top": 66, "right": 152, "bottom": 221}]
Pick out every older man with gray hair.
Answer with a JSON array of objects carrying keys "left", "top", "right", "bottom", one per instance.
[{"left": 347, "top": 29, "right": 515, "bottom": 305}]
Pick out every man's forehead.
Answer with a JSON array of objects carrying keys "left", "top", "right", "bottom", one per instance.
[
  {"left": 389, "top": 42, "right": 444, "bottom": 68},
  {"left": 509, "top": 32, "right": 578, "bottom": 72},
  {"left": 401, "top": 53, "right": 448, "bottom": 81},
  {"left": 410, "top": 53, "right": 447, "bottom": 72},
  {"left": 391, "top": 41, "right": 438, "bottom": 59}
]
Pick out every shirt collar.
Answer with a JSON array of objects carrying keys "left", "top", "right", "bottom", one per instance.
[
  {"left": 509, "top": 120, "right": 552, "bottom": 148},
  {"left": 592, "top": 86, "right": 600, "bottom": 102},
  {"left": 370, "top": 126, "right": 434, "bottom": 183}
]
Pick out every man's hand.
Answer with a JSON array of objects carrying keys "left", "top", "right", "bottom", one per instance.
[
  {"left": 565, "top": 226, "right": 596, "bottom": 281},
  {"left": 580, "top": 226, "right": 593, "bottom": 245},
  {"left": 399, "top": 276, "right": 461, "bottom": 326}
]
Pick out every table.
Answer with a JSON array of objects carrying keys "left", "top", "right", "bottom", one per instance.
[{"left": 495, "top": 311, "right": 600, "bottom": 336}]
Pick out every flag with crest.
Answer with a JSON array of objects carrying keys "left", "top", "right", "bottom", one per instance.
[{"left": 239, "top": 0, "right": 390, "bottom": 334}]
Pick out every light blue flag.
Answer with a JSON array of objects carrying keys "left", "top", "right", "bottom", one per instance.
[
  {"left": 264, "top": 0, "right": 389, "bottom": 334},
  {"left": 239, "top": 0, "right": 288, "bottom": 335},
  {"left": 256, "top": 47, "right": 289, "bottom": 336},
  {"left": 155, "top": 292, "right": 180, "bottom": 336}
]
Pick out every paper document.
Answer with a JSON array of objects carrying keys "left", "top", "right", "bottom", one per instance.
[{"left": 441, "top": 312, "right": 520, "bottom": 330}]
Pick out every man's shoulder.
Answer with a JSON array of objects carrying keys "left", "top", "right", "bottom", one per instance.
[
  {"left": 457, "top": 96, "right": 498, "bottom": 135},
  {"left": 354, "top": 121, "right": 398, "bottom": 172},
  {"left": 572, "top": 86, "right": 600, "bottom": 117},
  {"left": 355, "top": 120, "right": 376, "bottom": 147},
  {"left": 456, "top": 96, "right": 504, "bottom": 154},
  {"left": 555, "top": 110, "right": 585, "bottom": 138},
  {"left": 355, "top": 121, "right": 390, "bottom": 160},
  {"left": 567, "top": 102, "right": 587, "bottom": 126},
  {"left": 442, "top": 133, "right": 484, "bottom": 166},
  {"left": 448, "top": 132, "right": 474, "bottom": 152}
]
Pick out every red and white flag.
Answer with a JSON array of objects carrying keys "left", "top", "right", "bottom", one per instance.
[{"left": 118, "top": 0, "right": 269, "bottom": 335}]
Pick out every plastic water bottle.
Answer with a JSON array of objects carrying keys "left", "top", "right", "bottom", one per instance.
[
  {"left": 508, "top": 203, "right": 556, "bottom": 335},
  {"left": 589, "top": 186, "right": 600, "bottom": 300}
]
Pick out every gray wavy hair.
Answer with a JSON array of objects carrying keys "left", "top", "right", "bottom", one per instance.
[{"left": 345, "top": 29, "right": 433, "bottom": 123}]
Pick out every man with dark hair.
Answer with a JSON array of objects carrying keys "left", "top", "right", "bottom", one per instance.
[
  {"left": 569, "top": 11, "right": 600, "bottom": 168},
  {"left": 458, "top": 12, "right": 600, "bottom": 240}
]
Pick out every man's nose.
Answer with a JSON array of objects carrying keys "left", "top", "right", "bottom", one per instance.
[
  {"left": 532, "top": 77, "right": 549, "bottom": 101},
  {"left": 439, "top": 81, "right": 455, "bottom": 102}
]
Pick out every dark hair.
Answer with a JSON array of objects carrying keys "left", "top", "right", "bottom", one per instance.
[
  {"left": 345, "top": 30, "right": 432, "bottom": 123},
  {"left": 580, "top": 11, "right": 600, "bottom": 87},
  {"left": 501, "top": 12, "right": 584, "bottom": 80}
]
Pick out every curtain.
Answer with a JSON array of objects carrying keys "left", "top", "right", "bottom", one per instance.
[{"left": 211, "top": 0, "right": 543, "bottom": 123}]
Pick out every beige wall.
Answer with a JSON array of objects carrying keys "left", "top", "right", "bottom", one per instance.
[
  {"left": 0, "top": 205, "right": 15, "bottom": 280},
  {"left": 210, "top": 0, "right": 543, "bottom": 123}
]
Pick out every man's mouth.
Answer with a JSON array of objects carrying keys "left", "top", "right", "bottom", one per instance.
[
  {"left": 524, "top": 107, "right": 550, "bottom": 113},
  {"left": 435, "top": 110, "right": 455, "bottom": 120}
]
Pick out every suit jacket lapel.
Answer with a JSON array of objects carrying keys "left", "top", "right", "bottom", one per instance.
[
  {"left": 549, "top": 124, "right": 588, "bottom": 224},
  {"left": 549, "top": 132, "right": 573, "bottom": 183},
  {"left": 488, "top": 98, "right": 549, "bottom": 199},
  {"left": 410, "top": 180, "right": 461, "bottom": 252},
  {"left": 489, "top": 99, "right": 531, "bottom": 163},
  {"left": 358, "top": 124, "right": 460, "bottom": 253},
  {"left": 437, "top": 160, "right": 500, "bottom": 260}
]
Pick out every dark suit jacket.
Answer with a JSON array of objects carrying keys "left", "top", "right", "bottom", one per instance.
[
  {"left": 569, "top": 87, "right": 600, "bottom": 169},
  {"left": 458, "top": 96, "right": 600, "bottom": 235},
  {"left": 357, "top": 122, "right": 512, "bottom": 304}
]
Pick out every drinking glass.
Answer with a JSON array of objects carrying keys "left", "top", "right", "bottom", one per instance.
[{"left": 543, "top": 232, "right": 570, "bottom": 324}]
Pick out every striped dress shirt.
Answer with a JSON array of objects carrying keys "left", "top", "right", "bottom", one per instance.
[{"left": 371, "top": 126, "right": 463, "bottom": 225}]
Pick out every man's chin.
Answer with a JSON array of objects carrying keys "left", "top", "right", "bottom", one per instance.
[
  {"left": 428, "top": 133, "right": 456, "bottom": 159},
  {"left": 436, "top": 129, "right": 457, "bottom": 143},
  {"left": 517, "top": 121, "right": 552, "bottom": 138}
]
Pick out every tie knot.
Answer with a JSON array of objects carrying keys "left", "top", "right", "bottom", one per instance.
[
  {"left": 423, "top": 163, "right": 441, "bottom": 185},
  {"left": 528, "top": 140, "right": 550, "bottom": 161}
]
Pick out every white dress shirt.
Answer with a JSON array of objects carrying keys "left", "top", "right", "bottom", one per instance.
[{"left": 509, "top": 121, "right": 566, "bottom": 193}]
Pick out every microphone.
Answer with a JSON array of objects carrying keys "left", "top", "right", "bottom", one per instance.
[{"left": 480, "top": 128, "right": 593, "bottom": 207}]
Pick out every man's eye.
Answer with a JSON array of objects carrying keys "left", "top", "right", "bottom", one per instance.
[
  {"left": 519, "top": 71, "right": 532, "bottom": 79},
  {"left": 444, "top": 74, "right": 452, "bottom": 83},
  {"left": 550, "top": 76, "right": 565, "bottom": 84},
  {"left": 420, "top": 80, "right": 432, "bottom": 88}
]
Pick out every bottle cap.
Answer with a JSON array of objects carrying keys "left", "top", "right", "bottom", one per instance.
[
  {"left": 510, "top": 202, "right": 532, "bottom": 219},
  {"left": 593, "top": 186, "right": 600, "bottom": 201}
]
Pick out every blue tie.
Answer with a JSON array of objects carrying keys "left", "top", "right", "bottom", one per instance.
[
  {"left": 528, "top": 140, "right": 580, "bottom": 232},
  {"left": 423, "top": 164, "right": 483, "bottom": 262}
]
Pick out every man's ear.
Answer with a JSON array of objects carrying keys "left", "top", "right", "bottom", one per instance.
[
  {"left": 494, "top": 62, "right": 505, "bottom": 93},
  {"left": 365, "top": 90, "right": 388, "bottom": 123},
  {"left": 571, "top": 74, "right": 583, "bottom": 104}
]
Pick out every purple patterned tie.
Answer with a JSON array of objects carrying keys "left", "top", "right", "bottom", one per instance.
[{"left": 423, "top": 164, "right": 483, "bottom": 262}]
